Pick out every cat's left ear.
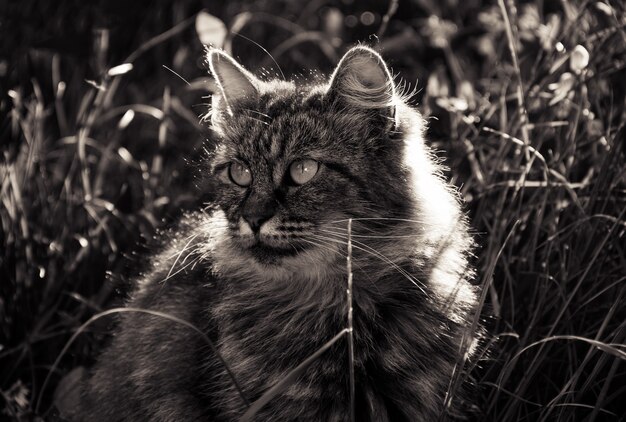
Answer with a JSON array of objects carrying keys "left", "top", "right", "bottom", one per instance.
[
  {"left": 208, "top": 49, "right": 260, "bottom": 126},
  {"left": 326, "top": 46, "right": 396, "bottom": 128}
]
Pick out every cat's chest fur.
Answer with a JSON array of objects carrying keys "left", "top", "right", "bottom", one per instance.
[{"left": 194, "top": 247, "right": 462, "bottom": 421}]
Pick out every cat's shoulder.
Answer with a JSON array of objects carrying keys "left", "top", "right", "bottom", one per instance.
[{"left": 131, "top": 211, "right": 218, "bottom": 302}]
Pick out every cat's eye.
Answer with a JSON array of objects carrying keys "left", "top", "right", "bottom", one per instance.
[
  {"left": 229, "top": 162, "right": 252, "bottom": 187},
  {"left": 289, "top": 159, "right": 319, "bottom": 185}
]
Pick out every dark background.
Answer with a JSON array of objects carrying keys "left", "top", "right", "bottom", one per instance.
[{"left": 1, "top": 0, "right": 625, "bottom": 420}]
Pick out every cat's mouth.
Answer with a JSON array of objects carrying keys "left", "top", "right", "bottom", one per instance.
[
  {"left": 248, "top": 241, "right": 299, "bottom": 257},
  {"left": 230, "top": 218, "right": 317, "bottom": 263},
  {"left": 243, "top": 236, "right": 304, "bottom": 264}
]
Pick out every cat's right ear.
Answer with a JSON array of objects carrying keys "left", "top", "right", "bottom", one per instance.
[
  {"left": 326, "top": 46, "right": 396, "bottom": 129},
  {"left": 208, "top": 50, "right": 259, "bottom": 127}
]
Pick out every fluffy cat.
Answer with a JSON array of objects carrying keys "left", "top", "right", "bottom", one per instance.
[{"left": 75, "top": 46, "right": 480, "bottom": 421}]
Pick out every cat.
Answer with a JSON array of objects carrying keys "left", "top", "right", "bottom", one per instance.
[{"left": 74, "top": 45, "right": 480, "bottom": 421}]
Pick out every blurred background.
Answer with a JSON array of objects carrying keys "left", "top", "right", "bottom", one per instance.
[{"left": 1, "top": 0, "right": 625, "bottom": 420}]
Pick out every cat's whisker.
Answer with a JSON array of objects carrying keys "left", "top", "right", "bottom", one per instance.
[
  {"left": 319, "top": 228, "right": 422, "bottom": 240},
  {"left": 162, "top": 250, "right": 207, "bottom": 282},
  {"left": 310, "top": 234, "right": 428, "bottom": 295},
  {"left": 230, "top": 31, "right": 286, "bottom": 80},
  {"left": 162, "top": 248, "right": 206, "bottom": 282},
  {"left": 312, "top": 233, "right": 428, "bottom": 294},
  {"left": 324, "top": 218, "right": 424, "bottom": 234},
  {"left": 299, "top": 237, "right": 376, "bottom": 276},
  {"left": 325, "top": 217, "right": 428, "bottom": 225},
  {"left": 163, "top": 262, "right": 192, "bottom": 282},
  {"left": 190, "top": 254, "right": 205, "bottom": 270},
  {"left": 164, "top": 233, "right": 200, "bottom": 261},
  {"left": 164, "top": 234, "right": 201, "bottom": 281},
  {"left": 297, "top": 237, "right": 347, "bottom": 259}
]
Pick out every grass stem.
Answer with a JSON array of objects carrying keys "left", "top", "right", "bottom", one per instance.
[{"left": 347, "top": 218, "right": 355, "bottom": 422}]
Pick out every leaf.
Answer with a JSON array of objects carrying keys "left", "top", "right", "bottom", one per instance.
[
  {"left": 107, "top": 63, "right": 134, "bottom": 76},
  {"left": 436, "top": 97, "right": 469, "bottom": 113},
  {"left": 118, "top": 109, "right": 135, "bottom": 130},
  {"left": 548, "top": 72, "right": 575, "bottom": 106},
  {"left": 570, "top": 45, "right": 590, "bottom": 73},
  {"left": 322, "top": 7, "right": 343, "bottom": 40},
  {"left": 196, "top": 11, "right": 227, "bottom": 48}
]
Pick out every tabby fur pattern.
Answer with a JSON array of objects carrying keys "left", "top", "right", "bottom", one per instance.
[{"left": 75, "top": 46, "right": 480, "bottom": 421}]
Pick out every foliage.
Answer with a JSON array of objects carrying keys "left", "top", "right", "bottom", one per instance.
[{"left": 1, "top": 0, "right": 625, "bottom": 420}]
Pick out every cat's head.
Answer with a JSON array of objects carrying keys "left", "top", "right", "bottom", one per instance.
[{"left": 204, "top": 46, "right": 424, "bottom": 272}]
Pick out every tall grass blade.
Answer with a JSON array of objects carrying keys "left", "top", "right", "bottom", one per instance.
[{"left": 346, "top": 218, "right": 355, "bottom": 422}]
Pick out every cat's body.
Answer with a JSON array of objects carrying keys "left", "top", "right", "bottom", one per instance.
[{"left": 76, "top": 46, "right": 479, "bottom": 421}]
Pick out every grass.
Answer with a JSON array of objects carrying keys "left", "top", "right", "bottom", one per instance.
[{"left": 1, "top": 0, "right": 625, "bottom": 420}]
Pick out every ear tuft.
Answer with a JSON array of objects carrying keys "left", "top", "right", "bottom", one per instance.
[
  {"left": 327, "top": 46, "right": 395, "bottom": 112},
  {"left": 208, "top": 49, "right": 259, "bottom": 118}
]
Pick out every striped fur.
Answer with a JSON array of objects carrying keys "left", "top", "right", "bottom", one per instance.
[{"left": 75, "top": 47, "right": 480, "bottom": 421}]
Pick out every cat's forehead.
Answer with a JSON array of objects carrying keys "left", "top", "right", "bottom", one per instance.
[
  {"left": 256, "top": 81, "right": 324, "bottom": 115},
  {"left": 224, "top": 84, "right": 328, "bottom": 140}
]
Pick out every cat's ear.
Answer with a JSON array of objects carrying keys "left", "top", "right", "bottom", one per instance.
[
  {"left": 208, "top": 49, "right": 259, "bottom": 123},
  {"left": 326, "top": 46, "right": 396, "bottom": 126}
]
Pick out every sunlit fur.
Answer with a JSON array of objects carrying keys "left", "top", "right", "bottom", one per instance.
[{"left": 76, "top": 47, "right": 480, "bottom": 421}]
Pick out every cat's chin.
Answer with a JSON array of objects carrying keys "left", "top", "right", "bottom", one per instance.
[
  {"left": 246, "top": 241, "right": 300, "bottom": 264},
  {"left": 235, "top": 237, "right": 340, "bottom": 278}
]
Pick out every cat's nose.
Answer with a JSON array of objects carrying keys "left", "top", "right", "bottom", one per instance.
[
  {"left": 244, "top": 213, "right": 272, "bottom": 232},
  {"left": 242, "top": 201, "right": 276, "bottom": 232}
]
